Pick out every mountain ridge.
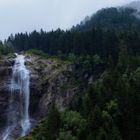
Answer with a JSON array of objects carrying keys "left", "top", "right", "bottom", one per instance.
[
  {"left": 125, "top": 1, "right": 140, "bottom": 11},
  {"left": 72, "top": 1, "right": 140, "bottom": 31}
]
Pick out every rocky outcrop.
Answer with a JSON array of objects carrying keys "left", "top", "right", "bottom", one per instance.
[
  {"left": 0, "top": 54, "right": 79, "bottom": 137},
  {"left": 26, "top": 55, "right": 79, "bottom": 120},
  {"left": 0, "top": 58, "right": 13, "bottom": 133}
]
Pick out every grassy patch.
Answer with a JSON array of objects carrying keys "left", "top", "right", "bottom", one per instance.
[
  {"left": 48, "top": 56, "right": 72, "bottom": 65},
  {"left": 26, "top": 49, "right": 49, "bottom": 59}
]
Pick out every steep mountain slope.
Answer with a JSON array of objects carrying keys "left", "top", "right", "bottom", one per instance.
[
  {"left": 73, "top": 4, "right": 140, "bottom": 31},
  {"left": 126, "top": 1, "right": 140, "bottom": 11},
  {"left": 0, "top": 54, "right": 85, "bottom": 139},
  {"left": 0, "top": 58, "right": 13, "bottom": 133},
  {"left": 16, "top": 3, "right": 140, "bottom": 140},
  {"left": 27, "top": 55, "right": 80, "bottom": 119}
]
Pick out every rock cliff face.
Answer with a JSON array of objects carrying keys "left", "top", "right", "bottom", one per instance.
[
  {"left": 0, "top": 54, "right": 79, "bottom": 137},
  {"left": 27, "top": 55, "right": 78, "bottom": 120},
  {"left": 0, "top": 58, "right": 13, "bottom": 133}
]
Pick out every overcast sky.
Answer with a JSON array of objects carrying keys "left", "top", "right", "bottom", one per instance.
[{"left": 0, "top": 0, "right": 136, "bottom": 40}]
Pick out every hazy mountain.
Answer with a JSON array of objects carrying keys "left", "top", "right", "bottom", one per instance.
[
  {"left": 73, "top": 1, "right": 140, "bottom": 31},
  {"left": 125, "top": 1, "right": 140, "bottom": 18},
  {"left": 126, "top": 1, "right": 140, "bottom": 11}
]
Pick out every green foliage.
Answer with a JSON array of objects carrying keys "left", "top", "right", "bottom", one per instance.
[
  {"left": 96, "top": 128, "right": 108, "bottom": 140},
  {"left": 93, "top": 54, "right": 102, "bottom": 65},
  {"left": 73, "top": 7, "right": 139, "bottom": 32},
  {"left": 44, "top": 105, "right": 61, "bottom": 140},
  {"left": 20, "top": 38, "right": 139, "bottom": 140},
  {"left": 18, "top": 136, "right": 36, "bottom": 140},
  {"left": 0, "top": 41, "right": 13, "bottom": 57},
  {"left": 61, "top": 111, "right": 87, "bottom": 136},
  {"left": 68, "top": 53, "right": 77, "bottom": 63},
  {"left": 106, "top": 100, "right": 118, "bottom": 115},
  {"left": 20, "top": 105, "right": 61, "bottom": 140},
  {"left": 26, "top": 49, "right": 48, "bottom": 58},
  {"left": 58, "top": 131, "right": 78, "bottom": 140}
]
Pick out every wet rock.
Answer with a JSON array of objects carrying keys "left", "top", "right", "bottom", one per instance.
[
  {"left": 26, "top": 55, "right": 79, "bottom": 119},
  {"left": 0, "top": 54, "right": 79, "bottom": 137},
  {"left": 0, "top": 58, "right": 13, "bottom": 132}
]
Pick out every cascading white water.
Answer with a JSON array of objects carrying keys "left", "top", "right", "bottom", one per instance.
[{"left": 2, "top": 54, "right": 30, "bottom": 140}]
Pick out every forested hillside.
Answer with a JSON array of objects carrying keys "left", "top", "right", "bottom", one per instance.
[
  {"left": 6, "top": 8, "right": 140, "bottom": 58},
  {"left": 0, "top": 6, "right": 140, "bottom": 140},
  {"left": 73, "top": 7, "right": 140, "bottom": 31},
  {"left": 0, "top": 41, "right": 13, "bottom": 57}
]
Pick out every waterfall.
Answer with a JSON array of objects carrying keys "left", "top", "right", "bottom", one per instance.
[{"left": 2, "top": 54, "right": 30, "bottom": 140}]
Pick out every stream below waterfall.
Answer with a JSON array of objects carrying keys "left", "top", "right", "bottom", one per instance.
[{"left": 2, "top": 54, "right": 30, "bottom": 140}]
